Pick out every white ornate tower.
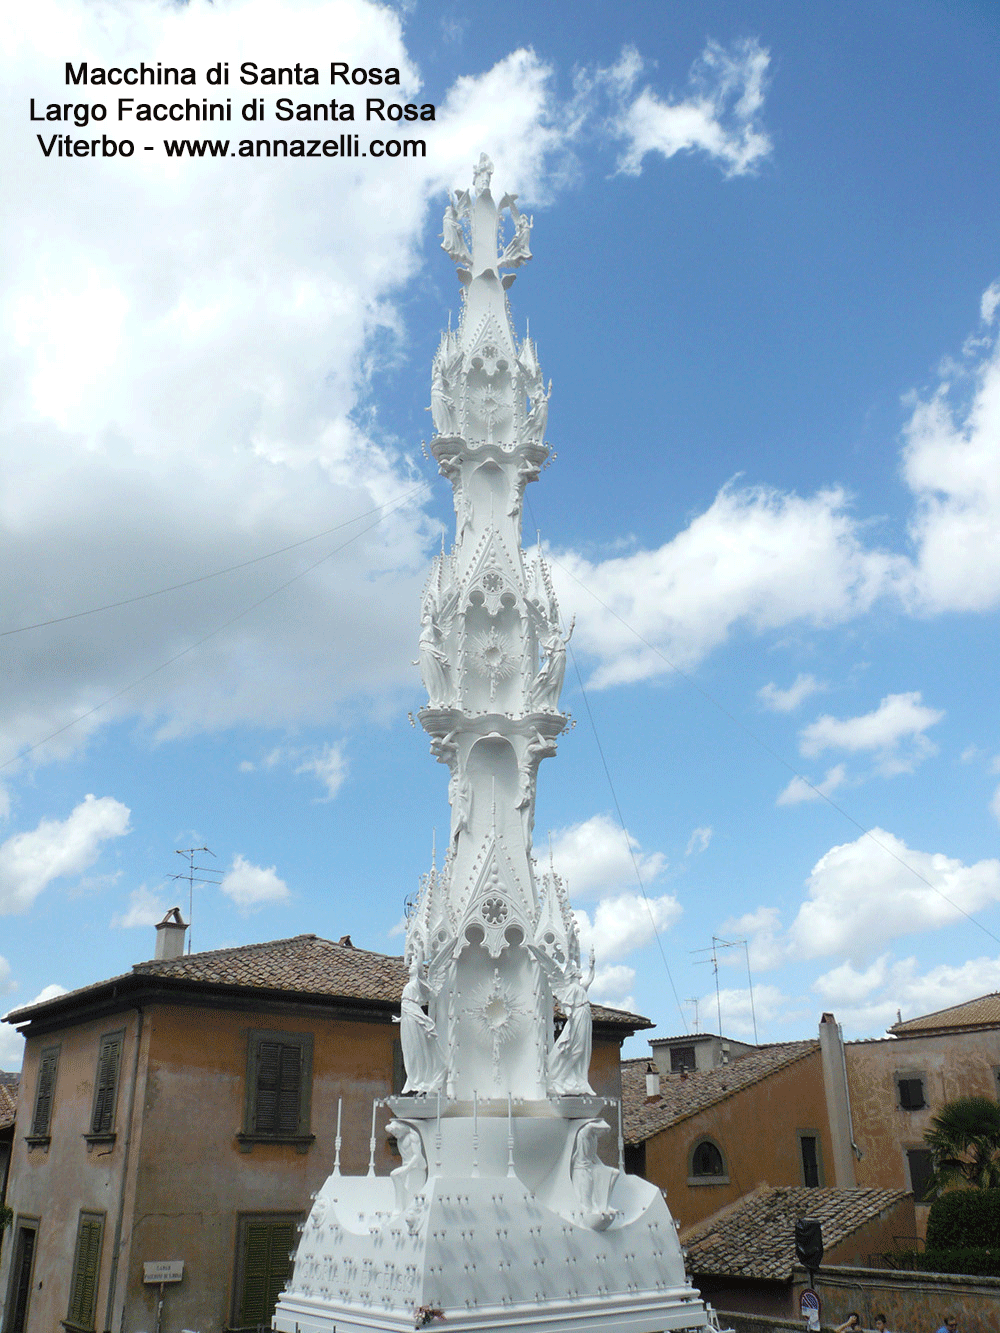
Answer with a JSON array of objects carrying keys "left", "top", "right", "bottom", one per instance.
[{"left": 274, "top": 156, "right": 714, "bottom": 1333}]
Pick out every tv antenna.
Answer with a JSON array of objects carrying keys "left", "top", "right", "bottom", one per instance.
[
  {"left": 691, "top": 935, "right": 759, "bottom": 1044},
  {"left": 685, "top": 996, "right": 701, "bottom": 1033},
  {"left": 169, "top": 847, "right": 222, "bottom": 954}
]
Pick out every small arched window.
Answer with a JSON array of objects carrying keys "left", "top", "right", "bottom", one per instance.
[{"left": 690, "top": 1138, "right": 726, "bottom": 1180}]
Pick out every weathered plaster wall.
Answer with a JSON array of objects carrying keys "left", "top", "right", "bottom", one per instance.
[
  {"left": 0, "top": 1008, "right": 146, "bottom": 1333},
  {"left": 644, "top": 1049, "right": 833, "bottom": 1230},
  {"left": 124, "top": 1000, "right": 400, "bottom": 1333},
  {"left": 846, "top": 1028, "right": 1000, "bottom": 1236}
]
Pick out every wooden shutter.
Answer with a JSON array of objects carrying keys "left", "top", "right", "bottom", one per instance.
[
  {"left": 91, "top": 1036, "right": 122, "bottom": 1134},
  {"left": 9, "top": 1227, "right": 37, "bottom": 1333},
  {"left": 31, "top": 1048, "right": 58, "bottom": 1136},
  {"left": 67, "top": 1213, "right": 104, "bottom": 1329},
  {"left": 238, "top": 1220, "right": 296, "bottom": 1327},
  {"left": 254, "top": 1042, "right": 301, "bottom": 1135}
]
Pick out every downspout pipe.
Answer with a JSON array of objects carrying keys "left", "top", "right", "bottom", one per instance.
[
  {"left": 838, "top": 1020, "right": 863, "bottom": 1162},
  {"left": 104, "top": 1003, "right": 144, "bottom": 1333}
]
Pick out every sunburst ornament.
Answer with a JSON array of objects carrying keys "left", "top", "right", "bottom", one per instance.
[
  {"left": 469, "top": 627, "right": 518, "bottom": 701},
  {"left": 469, "top": 968, "right": 526, "bottom": 1076}
]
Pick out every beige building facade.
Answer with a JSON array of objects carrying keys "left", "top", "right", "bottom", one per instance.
[{"left": 0, "top": 930, "right": 643, "bottom": 1333}]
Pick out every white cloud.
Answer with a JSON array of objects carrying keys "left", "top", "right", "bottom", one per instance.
[
  {"left": 553, "top": 484, "right": 904, "bottom": 688},
  {"left": 29, "top": 983, "right": 68, "bottom": 1005},
  {"left": 0, "top": 955, "right": 13, "bottom": 994},
  {"left": 776, "top": 763, "right": 846, "bottom": 806},
  {"left": 815, "top": 953, "right": 1000, "bottom": 1037},
  {"left": 981, "top": 280, "right": 1000, "bottom": 325},
  {"left": 685, "top": 826, "right": 712, "bottom": 856},
  {"left": 0, "top": 795, "right": 131, "bottom": 914},
  {"left": 574, "top": 891, "right": 681, "bottom": 963},
  {"left": 902, "top": 306, "right": 1000, "bottom": 614},
  {"left": 991, "top": 784, "right": 1000, "bottom": 824},
  {"left": 1, "top": 0, "right": 592, "bottom": 776},
  {"left": 788, "top": 828, "right": 1000, "bottom": 962},
  {"left": 589, "top": 963, "right": 636, "bottom": 1012},
  {"left": 758, "top": 674, "right": 824, "bottom": 713},
  {"left": 719, "top": 905, "right": 786, "bottom": 971},
  {"left": 112, "top": 885, "right": 171, "bottom": 929},
  {"left": 220, "top": 854, "right": 290, "bottom": 913},
  {"left": 711, "top": 983, "right": 792, "bottom": 1040},
  {"left": 798, "top": 692, "right": 943, "bottom": 775},
  {"left": 0, "top": 1023, "right": 24, "bottom": 1071},
  {"left": 552, "top": 286, "right": 1000, "bottom": 692},
  {"left": 603, "top": 39, "right": 772, "bottom": 178},
  {"left": 295, "top": 744, "right": 348, "bottom": 801},
  {"left": 548, "top": 814, "right": 666, "bottom": 897}
]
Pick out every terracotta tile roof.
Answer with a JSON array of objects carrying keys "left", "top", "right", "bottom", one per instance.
[
  {"left": 135, "top": 934, "right": 408, "bottom": 1001},
  {"left": 621, "top": 1041, "right": 819, "bottom": 1145},
  {"left": 4, "top": 934, "right": 647, "bottom": 1032},
  {"left": 681, "top": 1184, "right": 909, "bottom": 1282},
  {"left": 889, "top": 991, "right": 1000, "bottom": 1036},
  {"left": 0, "top": 1079, "right": 16, "bottom": 1131}
]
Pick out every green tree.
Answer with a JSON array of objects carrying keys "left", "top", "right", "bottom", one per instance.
[{"left": 925, "top": 1096, "right": 1000, "bottom": 1195}]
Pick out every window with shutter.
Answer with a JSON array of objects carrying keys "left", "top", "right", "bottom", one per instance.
[
  {"left": 239, "top": 1030, "right": 314, "bottom": 1150},
  {"left": 233, "top": 1214, "right": 301, "bottom": 1330},
  {"left": 897, "top": 1075, "right": 926, "bottom": 1110},
  {"left": 89, "top": 1033, "right": 124, "bottom": 1139},
  {"left": 65, "top": 1212, "right": 104, "bottom": 1331},
  {"left": 7, "top": 1223, "right": 38, "bottom": 1333},
  {"left": 28, "top": 1047, "right": 59, "bottom": 1144}
]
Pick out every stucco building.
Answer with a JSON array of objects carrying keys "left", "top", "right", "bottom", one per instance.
[
  {"left": 0, "top": 925, "right": 645, "bottom": 1333},
  {"left": 841, "top": 993, "right": 1000, "bottom": 1229},
  {"left": 622, "top": 994, "right": 1000, "bottom": 1240},
  {"left": 621, "top": 1040, "right": 835, "bottom": 1231}
]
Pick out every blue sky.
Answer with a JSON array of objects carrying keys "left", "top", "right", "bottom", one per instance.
[{"left": 2, "top": 0, "right": 999, "bottom": 1067}]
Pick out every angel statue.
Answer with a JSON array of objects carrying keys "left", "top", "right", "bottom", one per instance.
[
  {"left": 528, "top": 943, "right": 596, "bottom": 1095},
  {"left": 430, "top": 357, "right": 459, "bottom": 437},
  {"left": 394, "top": 958, "right": 445, "bottom": 1094},
  {"left": 440, "top": 199, "right": 471, "bottom": 269},
  {"left": 528, "top": 616, "right": 574, "bottom": 712},
  {"left": 416, "top": 614, "right": 452, "bottom": 707},
  {"left": 501, "top": 205, "right": 533, "bottom": 269},
  {"left": 523, "top": 379, "right": 550, "bottom": 444}
]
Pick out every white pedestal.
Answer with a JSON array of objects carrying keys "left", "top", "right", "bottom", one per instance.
[{"left": 274, "top": 1102, "right": 711, "bottom": 1333}]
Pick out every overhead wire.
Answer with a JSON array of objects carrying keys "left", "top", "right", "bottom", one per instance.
[
  {"left": 1, "top": 482, "right": 431, "bottom": 639},
  {"left": 1, "top": 486, "right": 426, "bottom": 774},
  {"left": 567, "top": 641, "right": 690, "bottom": 1033}
]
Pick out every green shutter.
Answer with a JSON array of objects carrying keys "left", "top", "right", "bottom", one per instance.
[
  {"left": 9, "top": 1227, "right": 37, "bottom": 1333},
  {"left": 275, "top": 1046, "right": 301, "bottom": 1134},
  {"left": 254, "top": 1042, "right": 301, "bottom": 1135},
  {"left": 67, "top": 1214, "right": 104, "bottom": 1329},
  {"left": 91, "top": 1036, "right": 122, "bottom": 1134},
  {"left": 31, "top": 1049, "right": 58, "bottom": 1136},
  {"left": 238, "top": 1221, "right": 296, "bottom": 1326}
]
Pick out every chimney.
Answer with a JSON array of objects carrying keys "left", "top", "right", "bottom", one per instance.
[
  {"left": 155, "top": 907, "right": 187, "bottom": 960},
  {"left": 645, "top": 1063, "right": 661, "bottom": 1100}
]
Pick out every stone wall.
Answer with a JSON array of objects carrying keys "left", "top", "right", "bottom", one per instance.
[{"left": 799, "top": 1263, "right": 1000, "bottom": 1333}]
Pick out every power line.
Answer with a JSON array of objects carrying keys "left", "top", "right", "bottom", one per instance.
[
  {"left": 567, "top": 641, "right": 689, "bottom": 1033},
  {"left": 2, "top": 488, "right": 420, "bottom": 773},
  {"left": 545, "top": 548, "right": 1000, "bottom": 950},
  {"left": 1, "top": 482, "right": 430, "bottom": 639}
]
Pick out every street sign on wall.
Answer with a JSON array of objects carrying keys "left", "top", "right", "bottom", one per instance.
[{"left": 143, "top": 1260, "right": 184, "bottom": 1285}]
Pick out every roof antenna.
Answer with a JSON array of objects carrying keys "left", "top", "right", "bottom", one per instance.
[{"left": 169, "top": 847, "right": 222, "bottom": 954}]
